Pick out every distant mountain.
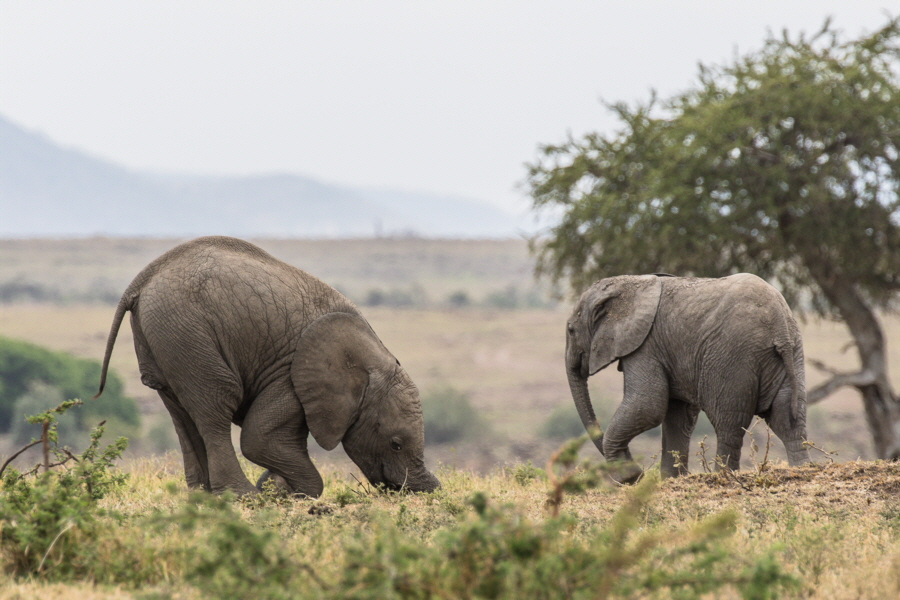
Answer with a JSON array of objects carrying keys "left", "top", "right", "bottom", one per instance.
[{"left": 0, "top": 116, "right": 520, "bottom": 238}]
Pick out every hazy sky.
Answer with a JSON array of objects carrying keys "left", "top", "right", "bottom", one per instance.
[{"left": 1, "top": 2, "right": 895, "bottom": 215}]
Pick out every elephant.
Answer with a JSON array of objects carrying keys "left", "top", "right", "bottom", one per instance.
[
  {"left": 93, "top": 236, "right": 439, "bottom": 497},
  {"left": 565, "top": 273, "right": 811, "bottom": 482}
]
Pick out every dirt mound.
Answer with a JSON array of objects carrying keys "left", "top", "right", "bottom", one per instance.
[{"left": 660, "top": 461, "right": 900, "bottom": 512}]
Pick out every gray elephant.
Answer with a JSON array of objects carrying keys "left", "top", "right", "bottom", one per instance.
[
  {"left": 94, "top": 236, "right": 439, "bottom": 496},
  {"left": 565, "top": 273, "right": 810, "bottom": 481}
]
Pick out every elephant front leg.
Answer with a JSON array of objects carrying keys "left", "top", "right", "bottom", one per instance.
[
  {"left": 603, "top": 360, "right": 670, "bottom": 484},
  {"left": 240, "top": 380, "right": 324, "bottom": 498},
  {"left": 660, "top": 399, "right": 699, "bottom": 478}
]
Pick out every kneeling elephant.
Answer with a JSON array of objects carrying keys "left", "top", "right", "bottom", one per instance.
[{"left": 94, "top": 236, "right": 439, "bottom": 497}]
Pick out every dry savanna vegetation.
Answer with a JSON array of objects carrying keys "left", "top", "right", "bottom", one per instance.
[
  {"left": 2, "top": 444, "right": 900, "bottom": 599},
  {"left": 1, "top": 237, "right": 900, "bottom": 598}
]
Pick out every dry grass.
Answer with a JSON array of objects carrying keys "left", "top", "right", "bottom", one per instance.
[{"left": 3, "top": 453, "right": 900, "bottom": 599}]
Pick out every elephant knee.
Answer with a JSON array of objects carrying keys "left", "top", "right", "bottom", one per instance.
[
  {"left": 602, "top": 436, "right": 632, "bottom": 463},
  {"left": 240, "top": 434, "right": 268, "bottom": 465}
]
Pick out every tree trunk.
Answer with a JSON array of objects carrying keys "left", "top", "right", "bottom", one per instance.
[{"left": 806, "top": 269, "right": 900, "bottom": 459}]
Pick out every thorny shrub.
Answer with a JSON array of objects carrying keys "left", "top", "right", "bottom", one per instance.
[{"left": 0, "top": 400, "right": 129, "bottom": 579}]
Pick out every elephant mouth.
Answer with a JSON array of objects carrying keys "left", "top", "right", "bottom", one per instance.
[
  {"left": 379, "top": 463, "right": 408, "bottom": 491},
  {"left": 374, "top": 463, "right": 438, "bottom": 493},
  {"left": 361, "top": 461, "right": 401, "bottom": 492},
  {"left": 568, "top": 350, "right": 589, "bottom": 380}
]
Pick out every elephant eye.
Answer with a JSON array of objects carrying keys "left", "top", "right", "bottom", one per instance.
[{"left": 390, "top": 438, "right": 402, "bottom": 452}]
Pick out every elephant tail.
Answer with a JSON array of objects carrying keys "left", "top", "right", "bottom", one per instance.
[
  {"left": 775, "top": 340, "right": 801, "bottom": 423},
  {"left": 92, "top": 294, "right": 134, "bottom": 400}
]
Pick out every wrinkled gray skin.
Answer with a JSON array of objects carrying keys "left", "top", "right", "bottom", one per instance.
[
  {"left": 566, "top": 273, "right": 811, "bottom": 482},
  {"left": 95, "top": 236, "right": 439, "bottom": 497}
]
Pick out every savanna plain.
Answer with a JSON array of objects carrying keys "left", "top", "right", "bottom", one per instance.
[{"left": 1, "top": 237, "right": 900, "bottom": 599}]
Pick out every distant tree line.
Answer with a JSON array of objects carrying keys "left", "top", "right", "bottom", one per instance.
[
  {"left": 359, "top": 285, "right": 556, "bottom": 310},
  {"left": 0, "top": 277, "right": 558, "bottom": 311},
  {"left": 0, "top": 337, "right": 140, "bottom": 446},
  {"left": 0, "top": 277, "right": 121, "bottom": 305}
]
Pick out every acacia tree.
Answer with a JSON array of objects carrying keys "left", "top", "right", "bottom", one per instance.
[{"left": 528, "top": 18, "right": 900, "bottom": 458}]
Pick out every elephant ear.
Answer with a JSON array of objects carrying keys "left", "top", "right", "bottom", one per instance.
[
  {"left": 291, "top": 312, "right": 394, "bottom": 451},
  {"left": 588, "top": 275, "right": 662, "bottom": 375}
]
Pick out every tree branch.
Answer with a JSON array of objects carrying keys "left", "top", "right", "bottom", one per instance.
[
  {"left": 0, "top": 439, "right": 43, "bottom": 479},
  {"left": 807, "top": 369, "right": 878, "bottom": 404},
  {"left": 808, "top": 358, "right": 841, "bottom": 376}
]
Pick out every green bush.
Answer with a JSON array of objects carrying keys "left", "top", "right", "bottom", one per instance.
[
  {"left": 538, "top": 404, "right": 586, "bottom": 440},
  {"left": 0, "top": 336, "right": 140, "bottom": 435},
  {"left": 10, "top": 382, "right": 81, "bottom": 446},
  {"left": 145, "top": 414, "right": 179, "bottom": 454},
  {"left": 0, "top": 407, "right": 802, "bottom": 599},
  {"left": 483, "top": 285, "right": 554, "bottom": 310},
  {"left": 0, "top": 404, "right": 129, "bottom": 580},
  {"left": 150, "top": 493, "right": 298, "bottom": 600},
  {"left": 421, "top": 386, "right": 489, "bottom": 445},
  {"left": 363, "top": 285, "right": 428, "bottom": 308},
  {"left": 483, "top": 285, "right": 520, "bottom": 309},
  {"left": 446, "top": 290, "right": 471, "bottom": 308},
  {"left": 338, "top": 477, "right": 798, "bottom": 600},
  {"left": 506, "top": 461, "right": 544, "bottom": 486}
]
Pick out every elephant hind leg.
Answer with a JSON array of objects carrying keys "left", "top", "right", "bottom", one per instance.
[
  {"left": 170, "top": 378, "right": 259, "bottom": 496},
  {"left": 660, "top": 399, "right": 699, "bottom": 478},
  {"left": 140, "top": 318, "right": 257, "bottom": 495},
  {"left": 158, "top": 389, "right": 210, "bottom": 490},
  {"left": 763, "top": 386, "right": 811, "bottom": 467},
  {"left": 135, "top": 316, "right": 213, "bottom": 489},
  {"left": 709, "top": 409, "right": 754, "bottom": 471}
]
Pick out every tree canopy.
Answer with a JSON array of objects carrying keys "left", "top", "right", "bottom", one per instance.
[{"left": 528, "top": 17, "right": 900, "bottom": 458}]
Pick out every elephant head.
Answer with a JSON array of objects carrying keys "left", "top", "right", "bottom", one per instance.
[
  {"left": 291, "top": 311, "right": 439, "bottom": 492},
  {"left": 565, "top": 275, "right": 662, "bottom": 453}
]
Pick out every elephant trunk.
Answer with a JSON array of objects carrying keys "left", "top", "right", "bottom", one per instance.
[
  {"left": 406, "top": 468, "right": 440, "bottom": 493},
  {"left": 567, "top": 366, "right": 605, "bottom": 456},
  {"left": 380, "top": 461, "right": 440, "bottom": 493}
]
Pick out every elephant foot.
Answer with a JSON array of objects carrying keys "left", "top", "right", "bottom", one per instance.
[
  {"left": 211, "top": 480, "right": 261, "bottom": 497},
  {"left": 607, "top": 460, "right": 644, "bottom": 485}
]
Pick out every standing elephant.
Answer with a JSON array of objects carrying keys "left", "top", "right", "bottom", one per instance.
[
  {"left": 94, "top": 236, "right": 439, "bottom": 497},
  {"left": 565, "top": 273, "right": 810, "bottom": 481}
]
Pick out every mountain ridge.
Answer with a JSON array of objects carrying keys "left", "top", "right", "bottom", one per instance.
[{"left": 0, "top": 116, "right": 521, "bottom": 238}]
